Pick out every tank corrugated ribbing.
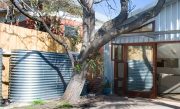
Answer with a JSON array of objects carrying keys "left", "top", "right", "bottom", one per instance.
[{"left": 9, "top": 50, "right": 73, "bottom": 102}]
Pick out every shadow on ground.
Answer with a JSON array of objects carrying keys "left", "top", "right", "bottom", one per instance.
[
  {"left": 7, "top": 95, "right": 180, "bottom": 109},
  {"left": 78, "top": 95, "right": 180, "bottom": 109}
]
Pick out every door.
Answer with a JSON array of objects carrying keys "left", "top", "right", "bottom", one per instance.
[
  {"left": 114, "top": 62, "right": 125, "bottom": 95},
  {"left": 112, "top": 44, "right": 125, "bottom": 95},
  {"left": 125, "top": 44, "right": 156, "bottom": 98}
]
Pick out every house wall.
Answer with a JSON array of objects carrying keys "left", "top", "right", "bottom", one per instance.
[
  {"left": 103, "top": 43, "right": 114, "bottom": 93},
  {"left": 105, "top": 0, "right": 180, "bottom": 95}
]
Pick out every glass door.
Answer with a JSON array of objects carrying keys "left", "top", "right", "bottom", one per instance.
[
  {"left": 112, "top": 44, "right": 125, "bottom": 95},
  {"left": 125, "top": 44, "right": 156, "bottom": 98}
]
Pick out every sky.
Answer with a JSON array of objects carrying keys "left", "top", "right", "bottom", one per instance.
[{"left": 94, "top": 0, "right": 157, "bottom": 21}]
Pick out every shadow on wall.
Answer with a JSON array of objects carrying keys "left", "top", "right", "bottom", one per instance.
[
  {"left": 0, "top": 23, "right": 71, "bottom": 52},
  {"left": 10, "top": 51, "right": 69, "bottom": 88},
  {"left": 127, "top": 46, "right": 153, "bottom": 91}
]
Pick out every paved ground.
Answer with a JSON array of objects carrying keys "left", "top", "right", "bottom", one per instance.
[
  {"left": 89, "top": 97, "right": 180, "bottom": 109},
  {"left": 2, "top": 96, "right": 180, "bottom": 109}
]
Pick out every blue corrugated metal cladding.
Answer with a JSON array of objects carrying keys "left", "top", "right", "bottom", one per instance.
[{"left": 9, "top": 50, "right": 73, "bottom": 102}]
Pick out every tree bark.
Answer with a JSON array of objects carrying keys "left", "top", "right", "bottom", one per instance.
[
  {"left": 62, "top": 62, "right": 88, "bottom": 104},
  {"left": 62, "top": 74, "right": 85, "bottom": 104},
  {"left": 62, "top": 1, "right": 95, "bottom": 104}
]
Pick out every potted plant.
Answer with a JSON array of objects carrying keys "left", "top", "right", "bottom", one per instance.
[{"left": 102, "top": 80, "right": 111, "bottom": 95}]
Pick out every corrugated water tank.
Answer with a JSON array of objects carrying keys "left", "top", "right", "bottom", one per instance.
[{"left": 9, "top": 50, "right": 73, "bottom": 102}]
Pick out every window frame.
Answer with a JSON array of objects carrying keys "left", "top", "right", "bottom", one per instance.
[
  {"left": 111, "top": 44, "right": 123, "bottom": 62},
  {"left": 131, "top": 21, "right": 155, "bottom": 33},
  {"left": 111, "top": 21, "right": 155, "bottom": 62},
  {"left": 64, "top": 25, "right": 78, "bottom": 37}
]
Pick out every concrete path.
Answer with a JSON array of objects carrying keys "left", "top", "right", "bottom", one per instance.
[{"left": 89, "top": 97, "right": 180, "bottom": 109}]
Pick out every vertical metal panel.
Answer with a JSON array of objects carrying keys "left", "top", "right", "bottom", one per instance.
[
  {"left": 0, "top": 49, "right": 2, "bottom": 105},
  {"left": 103, "top": 43, "right": 114, "bottom": 93},
  {"left": 155, "top": 0, "right": 180, "bottom": 42},
  {"left": 9, "top": 50, "right": 73, "bottom": 102}
]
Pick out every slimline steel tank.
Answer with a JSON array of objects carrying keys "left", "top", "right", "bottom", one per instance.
[{"left": 9, "top": 50, "right": 73, "bottom": 102}]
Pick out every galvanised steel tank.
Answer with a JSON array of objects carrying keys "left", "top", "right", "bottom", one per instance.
[{"left": 9, "top": 50, "right": 73, "bottom": 102}]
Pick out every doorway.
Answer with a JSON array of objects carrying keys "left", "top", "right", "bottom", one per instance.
[
  {"left": 113, "top": 43, "right": 157, "bottom": 98},
  {"left": 124, "top": 44, "right": 156, "bottom": 98}
]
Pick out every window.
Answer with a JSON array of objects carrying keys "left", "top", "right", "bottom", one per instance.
[
  {"left": 111, "top": 44, "right": 122, "bottom": 61},
  {"left": 64, "top": 26, "right": 78, "bottom": 37},
  {"left": 132, "top": 22, "right": 154, "bottom": 33},
  {"left": 157, "top": 58, "right": 179, "bottom": 68}
]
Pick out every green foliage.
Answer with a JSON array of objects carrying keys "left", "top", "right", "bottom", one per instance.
[
  {"left": 32, "top": 99, "right": 45, "bottom": 105},
  {"left": 74, "top": 52, "right": 103, "bottom": 74},
  {"left": 41, "top": 0, "right": 82, "bottom": 16},
  {"left": 57, "top": 101, "right": 73, "bottom": 109},
  {"left": 87, "top": 59, "right": 97, "bottom": 72},
  {"left": 74, "top": 63, "right": 82, "bottom": 73},
  {"left": 68, "top": 31, "right": 82, "bottom": 51},
  {"left": 87, "top": 52, "right": 104, "bottom": 75}
]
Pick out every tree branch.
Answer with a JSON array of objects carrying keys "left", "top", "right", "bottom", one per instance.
[
  {"left": 10, "top": 0, "right": 75, "bottom": 64},
  {"left": 80, "top": 0, "right": 95, "bottom": 54},
  {"left": 79, "top": 0, "right": 129, "bottom": 59},
  {"left": 79, "top": 0, "right": 165, "bottom": 63}
]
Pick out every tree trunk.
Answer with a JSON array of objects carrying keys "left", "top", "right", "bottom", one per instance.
[{"left": 62, "top": 72, "right": 86, "bottom": 104}]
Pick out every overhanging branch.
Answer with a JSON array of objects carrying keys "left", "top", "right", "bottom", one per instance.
[
  {"left": 79, "top": 0, "right": 128, "bottom": 60},
  {"left": 79, "top": 0, "right": 165, "bottom": 63},
  {"left": 10, "top": 0, "right": 75, "bottom": 65}
]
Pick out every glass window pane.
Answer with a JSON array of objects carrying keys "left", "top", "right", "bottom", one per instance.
[
  {"left": 132, "top": 23, "right": 153, "bottom": 33},
  {"left": 111, "top": 45, "right": 116, "bottom": 60},
  {"left": 64, "top": 26, "right": 78, "bottom": 37},
  {"left": 112, "top": 45, "right": 122, "bottom": 61},
  {"left": 127, "top": 46, "right": 153, "bottom": 92},
  {"left": 157, "top": 58, "right": 179, "bottom": 68},
  {"left": 117, "top": 46, "right": 122, "bottom": 60}
]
